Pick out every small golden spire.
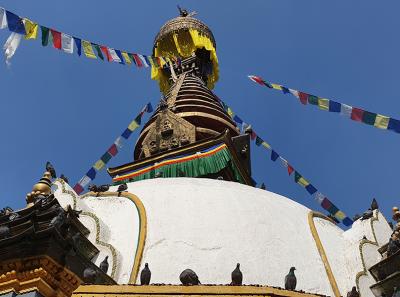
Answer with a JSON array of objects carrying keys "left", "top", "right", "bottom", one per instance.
[{"left": 26, "top": 171, "right": 52, "bottom": 207}]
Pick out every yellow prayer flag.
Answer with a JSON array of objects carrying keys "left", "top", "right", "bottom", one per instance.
[
  {"left": 374, "top": 114, "right": 389, "bottom": 129},
  {"left": 82, "top": 40, "right": 96, "bottom": 59},
  {"left": 271, "top": 83, "right": 283, "bottom": 91},
  {"left": 122, "top": 52, "right": 132, "bottom": 65},
  {"left": 297, "top": 177, "right": 310, "bottom": 187},
  {"left": 318, "top": 98, "right": 329, "bottom": 111},
  {"left": 262, "top": 142, "right": 271, "bottom": 149},
  {"left": 94, "top": 160, "right": 105, "bottom": 171},
  {"left": 128, "top": 120, "right": 139, "bottom": 131},
  {"left": 227, "top": 108, "right": 234, "bottom": 118},
  {"left": 24, "top": 19, "right": 38, "bottom": 40},
  {"left": 334, "top": 210, "right": 346, "bottom": 221}
]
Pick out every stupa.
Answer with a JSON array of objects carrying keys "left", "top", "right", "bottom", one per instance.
[{"left": 0, "top": 8, "right": 398, "bottom": 297}]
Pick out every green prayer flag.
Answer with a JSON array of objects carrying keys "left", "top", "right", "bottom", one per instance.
[
  {"left": 134, "top": 114, "right": 142, "bottom": 125},
  {"left": 308, "top": 95, "right": 319, "bottom": 105},
  {"left": 41, "top": 26, "right": 49, "bottom": 46},
  {"left": 294, "top": 171, "right": 301, "bottom": 183},
  {"left": 255, "top": 136, "right": 263, "bottom": 146},
  {"left": 92, "top": 43, "right": 104, "bottom": 60},
  {"left": 362, "top": 111, "right": 377, "bottom": 126}
]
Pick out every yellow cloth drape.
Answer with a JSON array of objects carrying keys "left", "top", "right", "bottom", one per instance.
[{"left": 151, "top": 28, "right": 219, "bottom": 94}]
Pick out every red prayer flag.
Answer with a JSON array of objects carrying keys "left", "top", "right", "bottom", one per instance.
[
  {"left": 51, "top": 29, "right": 61, "bottom": 49},
  {"left": 287, "top": 164, "right": 294, "bottom": 175},
  {"left": 351, "top": 107, "right": 364, "bottom": 122},
  {"left": 298, "top": 92, "right": 308, "bottom": 105},
  {"left": 249, "top": 75, "right": 266, "bottom": 86},
  {"left": 100, "top": 46, "right": 112, "bottom": 61},
  {"left": 250, "top": 131, "right": 257, "bottom": 140},
  {"left": 107, "top": 143, "right": 118, "bottom": 157},
  {"left": 73, "top": 184, "right": 84, "bottom": 195},
  {"left": 132, "top": 54, "right": 143, "bottom": 67}
]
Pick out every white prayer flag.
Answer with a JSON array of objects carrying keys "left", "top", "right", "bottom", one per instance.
[
  {"left": 108, "top": 48, "right": 121, "bottom": 63},
  {"left": 138, "top": 54, "right": 149, "bottom": 67},
  {"left": 314, "top": 192, "right": 325, "bottom": 204},
  {"left": 0, "top": 8, "right": 7, "bottom": 29},
  {"left": 61, "top": 33, "right": 74, "bottom": 54},
  {"left": 289, "top": 88, "right": 299, "bottom": 98},
  {"left": 79, "top": 175, "right": 91, "bottom": 188},
  {"left": 114, "top": 136, "right": 124, "bottom": 149},
  {"left": 340, "top": 104, "right": 352, "bottom": 118},
  {"left": 4, "top": 32, "right": 22, "bottom": 65}
]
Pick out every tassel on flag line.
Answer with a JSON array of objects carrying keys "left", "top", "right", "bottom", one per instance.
[
  {"left": 72, "top": 103, "right": 153, "bottom": 195},
  {"left": 220, "top": 97, "right": 353, "bottom": 226},
  {"left": 248, "top": 75, "right": 400, "bottom": 134},
  {"left": 0, "top": 7, "right": 173, "bottom": 68}
]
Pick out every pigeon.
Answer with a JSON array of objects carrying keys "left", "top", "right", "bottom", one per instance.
[
  {"left": 50, "top": 208, "right": 66, "bottom": 229},
  {"left": 180, "top": 269, "right": 200, "bottom": 285},
  {"left": 387, "top": 237, "right": 400, "bottom": 257},
  {"left": 0, "top": 225, "right": 10, "bottom": 239},
  {"left": 231, "top": 263, "right": 243, "bottom": 285},
  {"left": 371, "top": 198, "right": 379, "bottom": 210},
  {"left": 46, "top": 161, "right": 57, "bottom": 179},
  {"left": 352, "top": 214, "right": 362, "bottom": 221},
  {"left": 346, "top": 286, "right": 359, "bottom": 297},
  {"left": 360, "top": 209, "right": 373, "bottom": 221},
  {"left": 60, "top": 174, "right": 69, "bottom": 184},
  {"left": 88, "top": 184, "right": 98, "bottom": 192},
  {"left": 284, "top": 267, "right": 297, "bottom": 290},
  {"left": 83, "top": 267, "right": 97, "bottom": 284},
  {"left": 117, "top": 183, "right": 128, "bottom": 192},
  {"left": 140, "top": 263, "right": 151, "bottom": 285},
  {"left": 99, "top": 256, "right": 109, "bottom": 273},
  {"left": 97, "top": 185, "right": 110, "bottom": 192},
  {"left": 389, "top": 222, "right": 394, "bottom": 230},
  {"left": 260, "top": 183, "right": 266, "bottom": 190}
]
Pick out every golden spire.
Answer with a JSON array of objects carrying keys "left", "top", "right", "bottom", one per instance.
[{"left": 26, "top": 171, "right": 52, "bottom": 207}]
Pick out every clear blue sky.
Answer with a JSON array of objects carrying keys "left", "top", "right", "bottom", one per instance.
[{"left": 1, "top": 0, "right": 399, "bottom": 225}]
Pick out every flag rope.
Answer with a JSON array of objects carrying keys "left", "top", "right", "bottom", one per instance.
[
  {"left": 219, "top": 96, "right": 353, "bottom": 226},
  {"left": 248, "top": 75, "right": 400, "bottom": 134},
  {"left": 72, "top": 102, "right": 153, "bottom": 194}
]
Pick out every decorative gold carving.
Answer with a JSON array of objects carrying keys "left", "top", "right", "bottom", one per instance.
[
  {"left": 167, "top": 72, "right": 187, "bottom": 107},
  {"left": 307, "top": 211, "right": 341, "bottom": 297},
  {"left": 0, "top": 256, "right": 82, "bottom": 297},
  {"left": 74, "top": 284, "right": 323, "bottom": 297},
  {"left": 26, "top": 172, "right": 52, "bottom": 207},
  {"left": 141, "top": 109, "right": 196, "bottom": 157}
]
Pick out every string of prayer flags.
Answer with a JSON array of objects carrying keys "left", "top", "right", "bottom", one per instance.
[
  {"left": 0, "top": 7, "right": 171, "bottom": 68},
  {"left": 73, "top": 102, "right": 153, "bottom": 195},
  {"left": 220, "top": 97, "right": 353, "bottom": 226},
  {"left": 248, "top": 75, "right": 400, "bottom": 135}
]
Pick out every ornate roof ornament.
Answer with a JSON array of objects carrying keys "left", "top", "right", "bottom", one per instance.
[{"left": 26, "top": 171, "right": 52, "bottom": 207}]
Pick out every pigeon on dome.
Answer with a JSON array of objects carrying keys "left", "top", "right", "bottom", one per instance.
[
  {"left": 140, "top": 263, "right": 151, "bottom": 285},
  {"left": 99, "top": 256, "right": 109, "bottom": 273},
  {"left": 60, "top": 174, "right": 69, "bottom": 184},
  {"left": 231, "top": 263, "right": 243, "bottom": 285},
  {"left": 117, "top": 183, "right": 128, "bottom": 192},
  {"left": 284, "top": 267, "right": 297, "bottom": 290},
  {"left": 46, "top": 161, "right": 57, "bottom": 179},
  {"left": 347, "top": 286, "right": 360, "bottom": 297},
  {"left": 180, "top": 269, "right": 200, "bottom": 285},
  {"left": 371, "top": 198, "right": 379, "bottom": 210}
]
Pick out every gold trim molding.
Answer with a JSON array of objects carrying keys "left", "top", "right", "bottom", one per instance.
[{"left": 308, "top": 211, "right": 341, "bottom": 297}]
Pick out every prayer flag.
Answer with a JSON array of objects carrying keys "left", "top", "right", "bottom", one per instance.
[
  {"left": 342, "top": 217, "right": 353, "bottom": 226},
  {"left": 318, "top": 98, "right": 329, "bottom": 111},
  {"left": 227, "top": 107, "right": 234, "bottom": 118},
  {"left": 41, "top": 26, "right": 49, "bottom": 46},
  {"left": 115, "top": 49, "right": 125, "bottom": 64},
  {"left": 73, "top": 184, "right": 84, "bottom": 195},
  {"left": 0, "top": 8, "right": 7, "bottom": 29},
  {"left": 262, "top": 141, "right": 271, "bottom": 150},
  {"left": 3, "top": 32, "right": 22, "bottom": 64},
  {"left": 271, "top": 150, "right": 279, "bottom": 161},
  {"left": 388, "top": 118, "right": 400, "bottom": 133},
  {"left": 100, "top": 152, "right": 112, "bottom": 164},
  {"left": 132, "top": 54, "right": 143, "bottom": 67},
  {"left": 340, "top": 104, "right": 352, "bottom": 118},
  {"left": 74, "top": 37, "right": 81, "bottom": 56},
  {"left": 108, "top": 143, "right": 118, "bottom": 156},
  {"left": 121, "top": 128, "right": 132, "bottom": 139},
  {"left": 351, "top": 107, "right": 364, "bottom": 122},
  {"left": 289, "top": 89, "right": 299, "bottom": 98},
  {"left": 82, "top": 40, "right": 96, "bottom": 59},
  {"left": 100, "top": 46, "right": 112, "bottom": 61},
  {"left": 255, "top": 136, "right": 263, "bottom": 146},
  {"left": 134, "top": 114, "right": 142, "bottom": 125},
  {"left": 24, "top": 19, "right": 38, "bottom": 39},
  {"left": 144, "top": 55, "right": 151, "bottom": 67},
  {"left": 6, "top": 11, "right": 25, "bottom": 34},
  {"left": 287, "top": 164, "right": 294, "bottom": 175},
  {"left": 282, "top": 86, "right": 290, "bottom": 94},
  {"left": 314, "top": 192, "right": 325, "bottom": 204},
  {"left": 362, "top": 111, "right": 377, "bottom": 126},
  {"left": 61, "top": 33, "right": 73, "bottom": 54},
  {"left": 86, "top": 167, "right": 96, "bottom": 180},
  {"left": 122, "top": 51, "right": 131, "bottom": 64},
  {"left": 109, "top": 48, "right": 121, "bottom": 63},
  {"left": 146, "top": 102, "right": 153, "bottom": 112},
  {"left": 50, "top": 29, "right": 61, "bottom": 49},
  {"left": 250, "top": 131, "right": 257, "bottom": 140},
  {"left": 114, "top": 136, "right": 124, "bottom": 148},
  {"left": 233, "top": 115, "right": 243, "bottom": 124},
  {"left": 334, "top": 210, "right": 346, "bottom": 221},
  {"left": 374, "top": 114, "right": 389, "bottom": 129},
  {"left": 94, "top": 160, "right": 105, "bottom": 171},
  {"left": 271, "top": 83, "right": 282, "bottom": 90},
  {"left": 294, "top": 171, "right": 309, "bottom": 187},
  {"left": 92, "top": 43, "right": 104, "bottom": 60},
  {"left": 138, "top": 54, "right": 149, "bottom": 67},
  {"left": 308, "top": 95, "right": 318, "bottom": 105},
  {"left": 248, "top": 75, "right": 266, "bottom": 86},
  {"left": 79, "top": 175, "right": 91, "bottom": 187},
  {"left": 329, "top": 100, "right": 341, "bottom": 112},
  {"left": 305, "top": 184, "right": 317, "bottom": 195},
  {"left": 128, "top": 119, "right": 139, "bottom": 131},
  {"left": 321, "top": 198, "right": 332, "bottom": 211},
  {"left": 298, "top": 92, "right": 308, "bottom": 105}
]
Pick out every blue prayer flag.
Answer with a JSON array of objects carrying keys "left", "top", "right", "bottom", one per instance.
[
  {"left": 86, "top": 167, "right": 96, "bottom": 180},
  {"left": 342, "top": 217, "right": 353, "bottom": 226},
  {"left": 233, "top": 115, "right": 243, "bottom": 124},
  {"left": 305, "top": 184, "right": 317, "bottom": 195},
  {"left": 121, "top": 128, "right": 132, "bottom": 139},
  {"left": 146, "top": 103, "right": 153, "bottom": 113},
  {"left": 271, "top": 150, "right": 279, "bottom": 161},
  {"left": 115, "top": 50, "right": 125, "bottom": 65},
  {"left": 388, "top": 118, "right": 400, "bottom": 133},
  {"left": 329, "top": 100, "right": 341, "bottom": 112},
  {"left": 6, "top": 11, "right": 25, "bottom": 34},
  {"left": 74, "top": 37, "right": 81, "bottom": 56},
  {"left": 282, "top": 86, "right": 290, "bottom": 94}
]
